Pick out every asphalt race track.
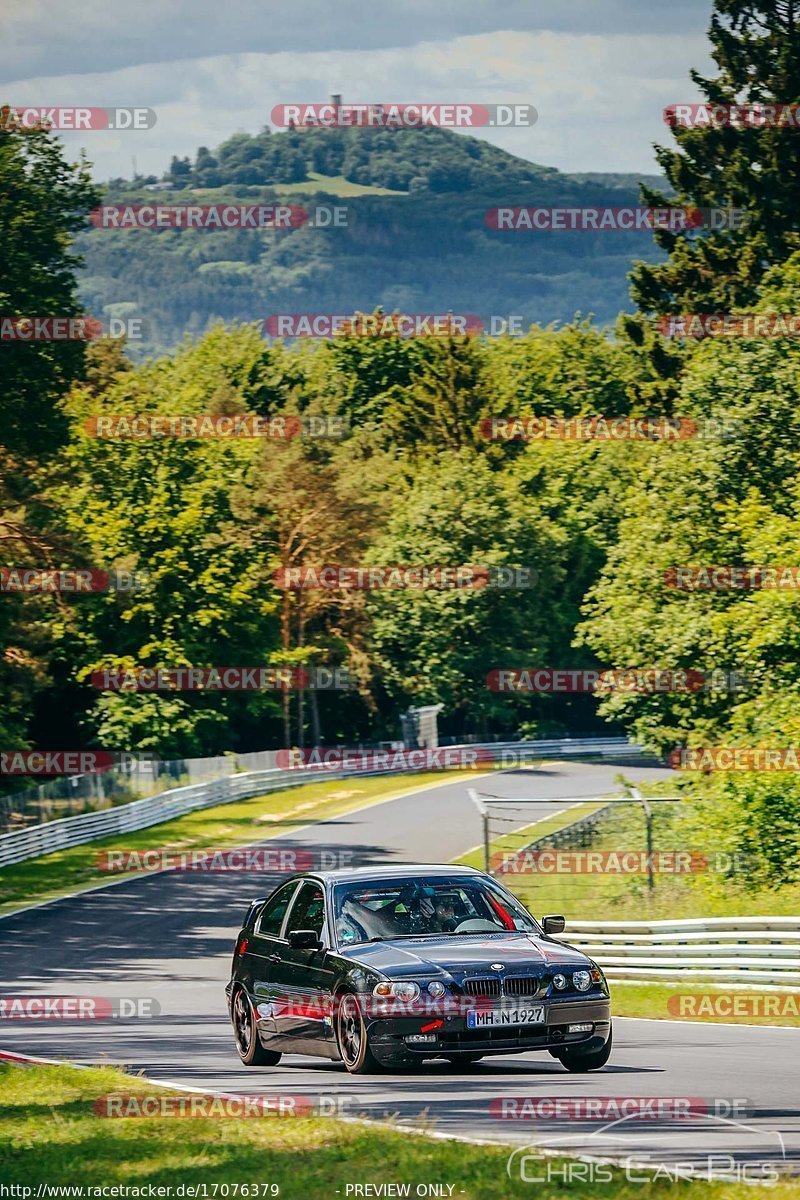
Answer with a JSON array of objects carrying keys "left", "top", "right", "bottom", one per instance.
[{"left": 0, "top": 760, "right": 797, "bottom": 1181}]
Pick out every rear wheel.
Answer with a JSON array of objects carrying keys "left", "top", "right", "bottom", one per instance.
[
  {"left": 555, "top": 1025, "right": 612, "bottom": 1073},
  {"left": 336, "top": 992, "right": 383, "bottom": 1074},
  {"left": 232, "top": 988, "right": 282, "bottom": 1067}
]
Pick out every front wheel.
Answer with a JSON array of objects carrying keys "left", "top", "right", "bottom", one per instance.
[
  {"left": 232, "top": 988, "right": 282, "bottom": 1067},
  {"left": 555, "top": 1025, "right": 612, "bottom": 1073},
  {"left": 336, "top": 992, "right": 383, "bottom": 1074}
]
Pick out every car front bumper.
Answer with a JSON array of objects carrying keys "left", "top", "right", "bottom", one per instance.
[{"left": 365, "top": 996, "right": 611, "bottom": 1061}]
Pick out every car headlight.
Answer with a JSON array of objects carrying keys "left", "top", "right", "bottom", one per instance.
[
  {"left": 373, "top": 981, "right": 420, "bottom": 1000},
  {"left": 552, "top": 973, "right": 567, "bottom": 990},
  {"left": 572, "top": 970, "right": 592, "bottom": 991},
  {"left": 427, "top": 981, "right": 447, "bottom": 998}
]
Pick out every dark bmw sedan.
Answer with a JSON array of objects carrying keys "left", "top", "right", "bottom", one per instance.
[{"left": 226, "top": 865, "right": 611, "bottom": 1074}]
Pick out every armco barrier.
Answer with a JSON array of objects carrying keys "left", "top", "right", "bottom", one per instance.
[
  {"left": 0, "top": 736, "right": 642, "bottom": 869},
  {"left": 565, "top": 917, "right": 800, "bottom": 986}
]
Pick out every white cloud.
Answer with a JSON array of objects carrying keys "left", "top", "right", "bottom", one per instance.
[
  {"left": 5, "top": 30, "right": 712, "bottom": 179},
  {"left": 0, "top": 0, "right": 710, "bottom": 84}
]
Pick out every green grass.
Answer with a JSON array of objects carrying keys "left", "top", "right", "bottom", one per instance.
[
  {"left": 1, "top": 1063, "right": 794, "bottom": 1198},
  {"left": 270, "top": 171, "right": 408, "bottom": 197},
  {"left": 474, "top": 797, "right": 800, "bottom": 921},
  {"left": 0, "top": 771, "right": 479, "bottom": 916},
  {"left": 169, "top": 173, "right": 408, "bottom": 199},
  {"left": 450, "top": 794, "right": 800, "bottom": 1028},
  {"left": 611, "top": 982, "right": 800, "bottom": 1027}
]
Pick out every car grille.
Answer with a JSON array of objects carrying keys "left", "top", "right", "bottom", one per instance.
[
  {"left": 461, "top": 975, "right": 542, "bottom": 998},
  {"left": 462, "top": 977, "right": 502, "bottom": 997},
  {"left": 503, "top": 975, "right": 542, "bottom": 997}
]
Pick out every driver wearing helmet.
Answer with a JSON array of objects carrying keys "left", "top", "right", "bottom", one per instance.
[{"left": 432, "top": 895, "right": 457, "bottom": 932}]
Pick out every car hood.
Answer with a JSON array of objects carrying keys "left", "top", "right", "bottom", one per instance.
[{"left": 339, "top": 932, "right": 591, "bottom": 977}]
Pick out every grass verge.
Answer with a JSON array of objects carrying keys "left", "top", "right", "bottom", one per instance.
[
  {"left": 0, "top": 1062, "right": 795, "bottom": 1198},
  {"left": 0, "top": 770, "right": 480, "bottom": 916},
  {"left": 611, "top": 982, "right": 800, "bottom": 1027},
  {"left": 450, "top": 794, "right": 800, "bottom": 1028}
]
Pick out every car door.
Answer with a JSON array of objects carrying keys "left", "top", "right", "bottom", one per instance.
[
  {"left": 273, "top": 879, "right": 337, "bottom": 1053},
  {"left": 245, "top": 880, "right": 300, "bottom": 1040}
]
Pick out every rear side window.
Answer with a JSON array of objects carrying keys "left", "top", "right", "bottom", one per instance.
[
  {"left": 256, "top": 882, "right": 298, "bottom": 937},
  {"left": 285, "top": 881, "right": 326, "bottom": 939}
]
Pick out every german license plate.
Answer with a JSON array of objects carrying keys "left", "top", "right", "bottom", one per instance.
[{"left": 467, "top": 1006, "right": 545, "bottom": 1028}]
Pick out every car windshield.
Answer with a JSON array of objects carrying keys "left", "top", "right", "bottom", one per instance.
[{"left": 333, "top": 875, "right": 540, "bottom": 946}]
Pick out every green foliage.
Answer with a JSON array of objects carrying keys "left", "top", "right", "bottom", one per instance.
[
  {"left": 0, "top": 121, "right": 100, "bottom": 760},
  {"left": 631, "top": 0, "right": 800, "bottom": 316}
]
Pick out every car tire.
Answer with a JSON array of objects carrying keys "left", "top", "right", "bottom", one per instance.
[
  {"left": 336, "top": 992, "right": 383, "bottom": 1074},
  {"left": 231, "top": 987, "right": 282, "bottom": 1067},
  {"left": 555, "top": 1025, "right": 612, "bottom": 1073}
]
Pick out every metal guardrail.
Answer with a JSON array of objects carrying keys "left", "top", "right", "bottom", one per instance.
[
  {"left": 0, "top": 736, "right": 643, "bottom": 870},
  {"left": 564, "top": 918, "right": 800, "bottom": 986}
]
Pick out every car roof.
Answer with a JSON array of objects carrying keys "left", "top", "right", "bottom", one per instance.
[{"left": 301, "top": 864, "right": 485, "bottom": 884}]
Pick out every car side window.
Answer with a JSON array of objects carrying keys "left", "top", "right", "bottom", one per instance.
[
  {"left": 285, "top": 882, "right": 326, "bottom": 939},
  {"left": 255, "top": 882, "right": 298, "bottom": 938}
]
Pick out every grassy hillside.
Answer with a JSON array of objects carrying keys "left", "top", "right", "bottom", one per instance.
[{"left": 81, "top": 125, "right": 668, "bottom": 356}]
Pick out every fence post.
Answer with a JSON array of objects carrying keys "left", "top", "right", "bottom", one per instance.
[
  {"left": 467, "top": 789, "right": 490, "bottom": 874},
  {"left": 631, "top": 787, "right": 655, "bottom": 893}
]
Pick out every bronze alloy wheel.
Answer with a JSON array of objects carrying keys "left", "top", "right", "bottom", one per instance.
[
  {"left": 336, "top": 992, "right": 382, "bottom": 1074},
  {"left": 231, "top": 988, "right": 282, "bottom": 1067}
]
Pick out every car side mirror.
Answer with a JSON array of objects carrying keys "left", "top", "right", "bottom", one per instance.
[
  {"left": 287, "top": 929, "right": 322, "bottom": 950},
  {"left": 542, "top": 914, "right": 566, "bottom": 936}
]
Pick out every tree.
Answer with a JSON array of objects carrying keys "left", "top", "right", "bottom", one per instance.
[
  {"left": 0, "top": 121, "right": 99, "bottom": 755},
  {"left": 381, "top": 335, "right": 491, "bottom": 453},
  {"left": 631, "top": 0, "right": 800, "bottom": 318}
]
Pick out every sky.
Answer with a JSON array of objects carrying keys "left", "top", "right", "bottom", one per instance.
[{"left": 0, "top": 0, "right": 715, "bottom": 180}]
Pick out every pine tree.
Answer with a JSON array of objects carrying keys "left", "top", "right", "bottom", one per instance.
[{"left": 631, "top": 0, "right": 800, "bottom": 317}]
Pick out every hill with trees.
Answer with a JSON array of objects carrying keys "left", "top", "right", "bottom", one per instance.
[{"left": 79, "top": 125, "right": 669, "bottom": 356}]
